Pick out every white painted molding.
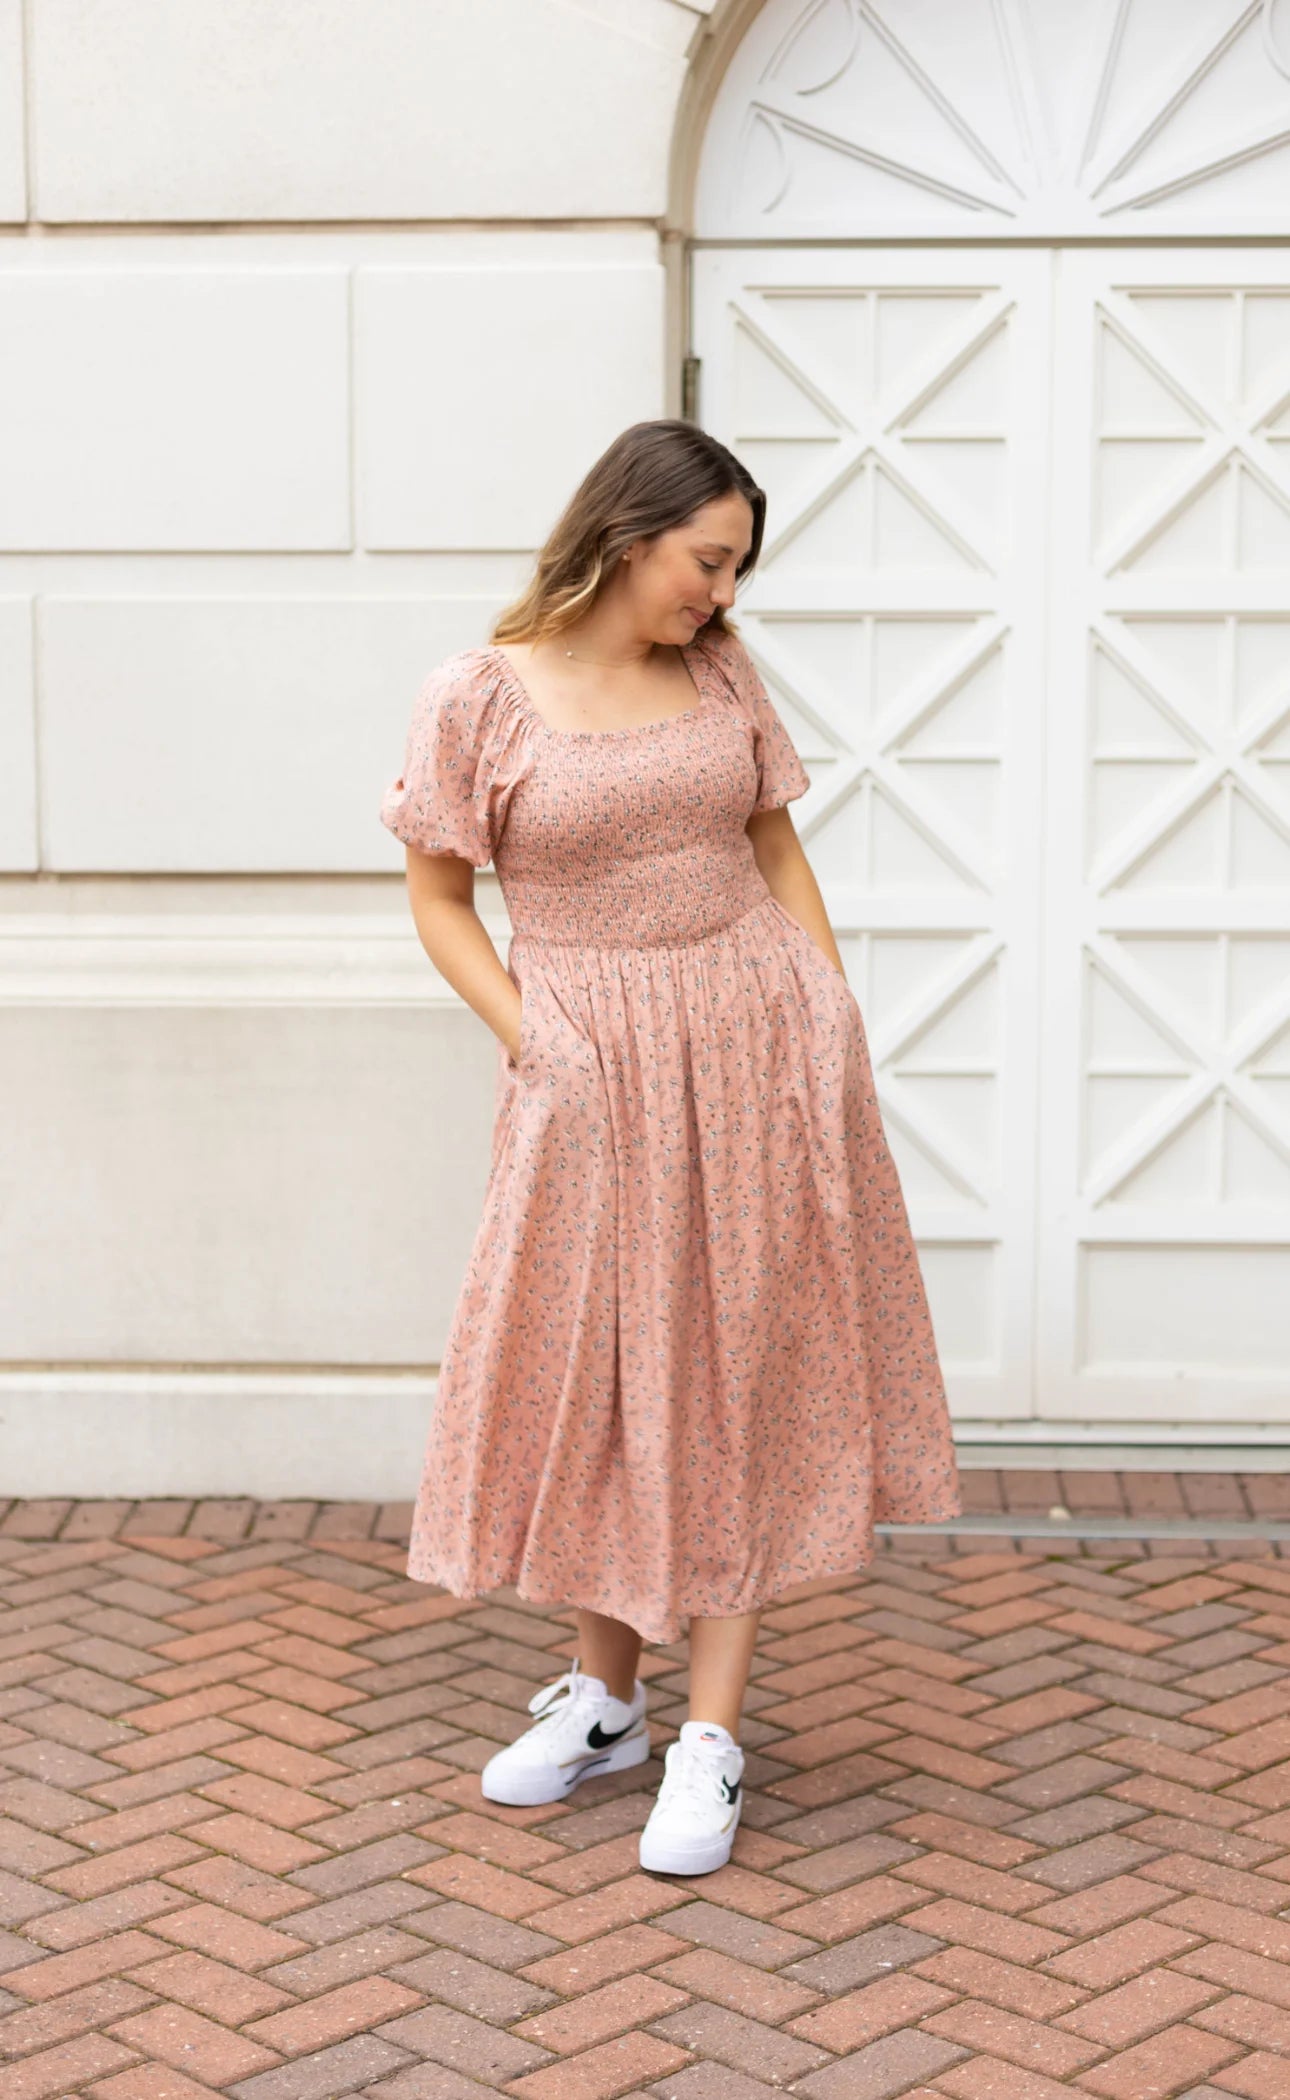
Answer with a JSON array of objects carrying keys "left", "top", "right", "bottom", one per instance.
[
  {"left": 0, "top": 1372, "right": 434, "bottom": 1500},
  {"left": 0, "top": 912, "right": 514, "bottom": 1006},
  {"left": 696, "top": 0, "right": 1290, "bottom": 238},
  {"left": 0, "top": 1371, "right": 1286, "bottom": 1501}
]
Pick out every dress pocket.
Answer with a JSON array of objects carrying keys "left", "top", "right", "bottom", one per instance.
[{"left": 505, "top": 974, "right": 540, "bottom": 1077}]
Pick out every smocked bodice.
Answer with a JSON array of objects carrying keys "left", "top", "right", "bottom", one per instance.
[{"left": 379, "top": 630, "right": 812, "bottom": 948}]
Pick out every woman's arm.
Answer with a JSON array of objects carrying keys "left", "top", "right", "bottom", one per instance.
[
  {"left": 746, "top": 808, "right": 847, "bottom": 976},
  {"left": 404, "top": 847, "right": 523, "bottom": 1063}
]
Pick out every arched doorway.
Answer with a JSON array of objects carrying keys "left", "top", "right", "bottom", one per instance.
[{"left": 682, "top": 0, "right": 1290, "bottom": 1442}]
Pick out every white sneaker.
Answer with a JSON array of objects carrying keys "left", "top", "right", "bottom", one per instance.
[
  {"left": 638, "top": 1719, "right": 744, "bottom": 1875},
  {"left": 479, "top": 1655, "right": 650, "bottom": 1806}
]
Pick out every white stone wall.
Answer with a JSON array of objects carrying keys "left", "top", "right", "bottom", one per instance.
[{"left": 1, "top": 0, "right": 719, "bottom": 1494}]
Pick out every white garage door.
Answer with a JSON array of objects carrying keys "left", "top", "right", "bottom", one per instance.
[{"left": 690, "top": 244, "right": 1290, "bottom": 1434}]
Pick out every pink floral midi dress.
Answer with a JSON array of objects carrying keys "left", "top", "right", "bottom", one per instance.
[{"left": 380, "top": 625, "right": 961, "bottom": 1645}]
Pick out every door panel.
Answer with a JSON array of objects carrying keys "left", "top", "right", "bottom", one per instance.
[
  {"left": 691, "top": 248, "right": 1051, "bottom": 1421},
  {"left": 1041, "top": 247, "right": 1290, "bottom": 1425}
]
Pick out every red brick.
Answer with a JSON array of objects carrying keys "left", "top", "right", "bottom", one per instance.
[
  {"left": 191, "top": 1770, "right": 334, "bottom": 1828},
  {"left": 898, "top": 1897, "right": 1069, "bottom": 1964},
  {"left": 649, "top": 1946, "right": 821, "bottom": 2023},
  {"left": 22, "top": 1880, "right": 192, "bottom": 1950},
  {"left": 245, "top": 1974, "right": 421, "bottom": 2052},
  {"left": 1047, "top": 1610, "right": 1168, "bottom": 1653},
  {"left": 504, "top": 2029, "right": 690, "bottom": 2099},
  {"left": 160, "top": 1852, "right": 315, "bottom": 1921},
  {"left": 222, "top": 1663, "right": 352, "bottom": 1713},
  {"left": 514, "top": 1972, "right": 688, "bottom": 2053},
  {"left": 1058, "top": 1966, "right": 1220, "bottom": 2045},
  {"left": 148, "top": 1902, "right": 309, "bottom": 1967},
  {"left": 122, "top": 1947, "right": 294, "bottom": 2022},
  {"left": 48, "top": 1794, "right": 216, "bottom": 1856},
  {"left": 860, "top": 1700, "right": 1008, "bottom": 1751},
  {"left": 0, "top": 1979, "right": 154, "bottom": 2061},
  {"left": 260, "top": 1603, "right": 371, "bottom": 1647},
  {"left": 1108, "top": 1773, "right": 1254, "bottom": 1827},
  {"left": 936, "top": 2060, "right": 1103, "bottom": 2100},
  {"left": 922, "top": 1997, "right": 1103, "bottom": 2076},
  {"left": 1151, "top": 1896, "right": 1290, "bottom": 1961},
  {"left": 891, "top": 1851, "right": 1048, "bottom": 1913},
  {"left": 752, "top": 1681, "right": 883, "bottom": 1730},
  {"left": 319, "top": 1754, "right": 453, "bottom": 1806},
  {"left": 218, "top": 1697, "right": 359, "bottom": 1749},
  {"left": 1212, "top": 2054, "right": 1290, "bottom": 2098},
  {"left": 116, "top": 1686, "right": 250, "bottom": 1734},
  {"left": 1022, "top": 1874, "right": 1173, "bottom": 1935},
  {"left": 947, "top": 1598, "right": 1056, "bottom": 1637},
  {"left": 360, "top": 1593, "right": 472, "bottom": 1630},
  {"left": 0, "top": 2035, "right": 138, "bottom": 2100},
  {"left": 869, "top": 1735, "right": 1016, "bottom": 1788},
  {"left": 911, "top": 1945, "right": 1087, "bottom": 2016},
  {"left": 41, "top": 1834, "right": 207, "bottom": 1900},
  {"left": 216, "top": 1736, "right": 344, "bottom": 1789},
  {"left": 761, "top": 1748, "right": 905, "bottom": 1806},
  {"left": 524, "top": 1832, "right": 650, "bottom": 1897},
  {"left": 788, "top": 1970, "right": 955, "bottom": 2050},
  {"left": 86, "top": 2067, "right": 218, "bottom": 2100},
  {"left": 106, "top": 2001, "right": 281, "bottom": 2083},
  {"left": 1210, "top": 1717, "right": 1290, "bottom": 1771},
  {"left": 519, "top": 1924, "right": 690, "bottom": 1995},
  {"left": 133, "top": 1649, "right": 275, "bottom": 1696},
  {"left": 403, "top": 1851, "right": 565, "bottom": 1919},
  {"left": 246, "top": 1634, "right": 373, "bottom": 1681},
  {"left": 886, "top": 1813, "right": 1040, "bottom": 1869},
  {"left": 101, "top": 1718, "right": 247, "bottom": 1771},
  {"left": 151, "top": 1618, "right": 272, "bottom": 1662},
  {"left": 179, "top": 1809, "right": 331, "bottom": 1874},
  {"left": 774, "top": 1873, "right": 922, "bottom": 1942},
  {"left": 653, "top": 1860, "right": 799, "bottom": 1920},
  {"left": 762, "top": 1592, "right": 867, "bottom": 1632},
  {"left": 501, "top": 1874, "right": 692, "bottom": 1945},
  {"left": 1094, "top": 1736, "right": 1236, "bottom": 1788},
  {"left": 1137, "top": 1851, "right": 1289, "bottom": 1913},
  {"left": 759, "top": 1714, "right": 896, "bottom": 1766},
  {"left": 1173, "top": 1941, "right": 1290, "bottom": 2009},
  {"left": 734, "top": 1837, "right": 815, "bottom": 1885},
  {"left": 1192, "top": 1992, "right": 1290, "bottom": 2053},
  {"left": 1075, "top": 2021, "right": 1244, "bottom": 2097},
  {"left": 414, "top": 1810, "right": 567, "bottom": 1873},
  {"left": 1043, "top": 1917, "right": 1200, "bottom": 1987},
  {"left": 3, "top": 1931, "right": 172, "bottom": 2001}
]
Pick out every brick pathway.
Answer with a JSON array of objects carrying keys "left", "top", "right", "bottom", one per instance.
[{"left": 2, "top": 1506, "right": 1290, "bottom": 2098}]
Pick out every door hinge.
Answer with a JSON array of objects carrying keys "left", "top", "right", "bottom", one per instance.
[{"left": 681, "top": 355, "right": 701, "bottom": 423}]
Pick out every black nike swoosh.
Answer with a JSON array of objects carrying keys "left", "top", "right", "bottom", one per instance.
[
  {"left": 721, "top": 1775, "right": 740, "bottom": 1803},
  {"left": 586, "top": 1718, "right": 634, "bottom": 1748}
]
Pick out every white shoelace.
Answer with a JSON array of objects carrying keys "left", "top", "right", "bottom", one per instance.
[
  {"left": 528, "top": 1657, "right": 629, "bottom": 1734},
  {"left": 658, "top": 1739, "right": 735, "bottom": 1815},
  {"left": 528, "top": 1663, "right": 585, "bottom": 1720}
]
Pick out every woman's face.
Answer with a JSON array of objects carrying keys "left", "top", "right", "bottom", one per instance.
[{"left": 629, "top": 490, "right": 756, "bottom": 644}]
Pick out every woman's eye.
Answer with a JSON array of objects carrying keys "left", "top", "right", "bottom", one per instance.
[{"left": 699, "top": 561, "right": 719, "bottom": 573}]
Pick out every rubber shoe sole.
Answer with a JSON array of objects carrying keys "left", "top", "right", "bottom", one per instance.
[
  {"left": 480, "top": 1717, "right": 651, "bottom": 1806},
  {"left": 639, "top": 1793, "right": 742, "bottom": 1875}
]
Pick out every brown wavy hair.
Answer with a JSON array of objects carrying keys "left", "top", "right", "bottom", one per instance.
[{"left": 490, "top": 419, "right": 765, "bottom": 647}]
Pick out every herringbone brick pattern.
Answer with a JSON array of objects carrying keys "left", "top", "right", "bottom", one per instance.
[{"left": 1, "top": 1503, "right": 1290, "bottom": 2098}]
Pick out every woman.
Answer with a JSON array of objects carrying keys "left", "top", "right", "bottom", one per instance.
[{"left": 380, "top": 419, "right": 960, "bottom": 1877}]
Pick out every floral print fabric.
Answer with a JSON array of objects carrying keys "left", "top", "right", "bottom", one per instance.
[{"left": 380, "top": 626, "right": 961, "bottom": 1644}]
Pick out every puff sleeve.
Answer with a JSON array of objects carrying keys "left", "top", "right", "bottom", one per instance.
[
  {"left": 708, "top": 629, "right": 810, "bottom": 813},
  {"left": 379, "top": 652, "right": 497, "bottom": 868}
]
